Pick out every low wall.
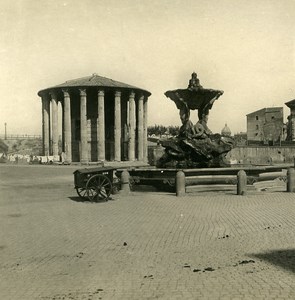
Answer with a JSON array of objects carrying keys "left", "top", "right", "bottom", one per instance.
[
  {"left": 228, "top": 146, "right": 295, "bottom": 164},
  {"left": 148, "top": 145, "right": 295, "bottom": 166}
]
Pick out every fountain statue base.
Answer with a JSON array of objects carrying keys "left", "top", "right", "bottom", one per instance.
[{"left": 157, "top": 134, "right": 235, "bottom": 168}]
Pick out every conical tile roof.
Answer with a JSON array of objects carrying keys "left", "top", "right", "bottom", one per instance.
[{"left": 38, "top": 73, "right": 151, "bottom": 96}]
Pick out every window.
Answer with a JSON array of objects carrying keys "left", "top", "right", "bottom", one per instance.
[
  {"left": 271, "top": 116, "right": 275, "bottom": 120},
  {"left": 255, "top": 116, "right": 259, "bottom": 120}
]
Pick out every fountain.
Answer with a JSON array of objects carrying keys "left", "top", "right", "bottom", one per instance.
[
  {"left": 113, "top": 72, "right": 289, "bottom": 194},
  {"left": 157, "top": 72, "right": 235, "bottom": 168}
]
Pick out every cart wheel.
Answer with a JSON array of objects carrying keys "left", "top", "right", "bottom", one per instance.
[
  {"left": 76, "top": 187, "right": 88, "bottom": 200},
  {"left": 86, "top": 174, "right": 112, "bottom": 202}
]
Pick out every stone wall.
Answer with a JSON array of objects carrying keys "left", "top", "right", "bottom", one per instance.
[
  {"left": 228, "top": 146, "right": 295, "bottom": 164},
  {"left": 148, "top": 145, "right": 295, "bottom": 166}
]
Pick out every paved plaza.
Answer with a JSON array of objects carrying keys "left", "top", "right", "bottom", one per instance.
[{"left": 1, "top": 164, "right": 295, "bottom": 299}]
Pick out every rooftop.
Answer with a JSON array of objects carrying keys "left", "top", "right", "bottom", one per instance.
[
  {"left": 38, "top": 73, "right": 151, "bottom": 96},
  {"left": 246, "top": 107, "right": 283, "bottom": 116}
]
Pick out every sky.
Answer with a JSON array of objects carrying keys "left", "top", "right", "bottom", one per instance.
[{"left": 1, "top": 0, "right": 295, "bottom": 135}]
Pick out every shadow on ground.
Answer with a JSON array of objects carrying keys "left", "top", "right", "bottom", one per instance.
[
  {"left": 251, "top": 249, "right": 295, "bottom": 273},
  {"left": 69, "top": 196, "right": 114, "bottom": 204}
]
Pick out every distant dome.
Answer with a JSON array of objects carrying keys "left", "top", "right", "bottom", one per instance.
[{"left": 221, "top": 123, "right": 231, "bottom": 136}]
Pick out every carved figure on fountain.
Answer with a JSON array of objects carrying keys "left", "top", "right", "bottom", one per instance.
[{"left": 188, "top": 72, "right": 203, "bottom": 91}]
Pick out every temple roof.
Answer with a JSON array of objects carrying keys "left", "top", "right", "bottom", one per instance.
[{"left": 38, "top": 73, "right": 151, "bottom": 96}]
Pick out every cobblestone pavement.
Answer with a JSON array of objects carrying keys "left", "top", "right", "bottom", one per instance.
[{"left": 1, "top": 165, "right": 295, "bottom": 299}]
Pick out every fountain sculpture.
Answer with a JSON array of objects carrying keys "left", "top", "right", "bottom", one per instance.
[{"left": 157, "top": 72, "right": 235, "bottom": 168}]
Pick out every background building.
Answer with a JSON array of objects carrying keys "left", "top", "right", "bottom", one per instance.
[
  {"left": 246, "top": 107, "right": 284, "bottom": 145},
  {"left": 38, "top": 74, "right": 151, "bottom": 163},
  {"left": 285, "top": 99, "right": 295, "bottom": 141}
]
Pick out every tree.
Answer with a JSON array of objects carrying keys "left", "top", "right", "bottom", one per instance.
[{"left": 148, "top": 125, "right": 179, "bottom": 137}]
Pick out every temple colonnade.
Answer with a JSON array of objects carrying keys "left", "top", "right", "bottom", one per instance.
[{"left": 38, "top": 74, "right": 151, "bottom": 163}]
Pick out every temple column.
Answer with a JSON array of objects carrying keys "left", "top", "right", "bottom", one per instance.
[
  {"left": 97, "top": 89, "right": 105, "bottom": 161},
  {"left": 292, "top": 116, "right": 295, "bottom": 141},
  {"left": 137, "top": 94, "right": 144, "bottom": 161},
  {"left": 42, "top": 94, "right": 50, "bottom": 156},
  {"left": 50, "top": 91, "right": 59, "bottom": 161},
  {"left": 61, "top": 101, "right": 65, "bottom": 153},
  {"left": 114, "top": 91, "right": 121, "bottom": 161},
  {"left": 128, "top": 91, "right": 135, "bottom": 161},
  {"left": 62, "top": 89, "right": 72, "bottom": 163},
  {"left": 143, "top": 97, "right": 148, "bottom": 162},
  {"left": 79, "top": 89, "right": 88, "bottom": 163}
]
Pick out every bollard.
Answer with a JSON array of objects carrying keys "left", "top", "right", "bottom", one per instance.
[
  {"left": 176, "top": 171, "right": 185, "bottom": 197},
  {"left": 120, "top": 169, "right": 130, "bottom": 195},
  {"left": 237, "top": 170, "right": 247, "bottom": 195},
  {"left": 287, "top": 167, "right": 295, "bottom": 193}
]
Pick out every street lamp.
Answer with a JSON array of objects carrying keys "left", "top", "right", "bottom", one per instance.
[{"left": 4, "top": 123, "right": 7, "bottom": 140}]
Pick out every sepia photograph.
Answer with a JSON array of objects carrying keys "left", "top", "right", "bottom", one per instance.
[{"left": 1, "top": 0, "right": 295, "bottom": 299}]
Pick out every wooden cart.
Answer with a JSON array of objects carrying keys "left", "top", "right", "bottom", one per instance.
[{"left": 74, "top": 167, "right": 118, "bottom": 201}]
